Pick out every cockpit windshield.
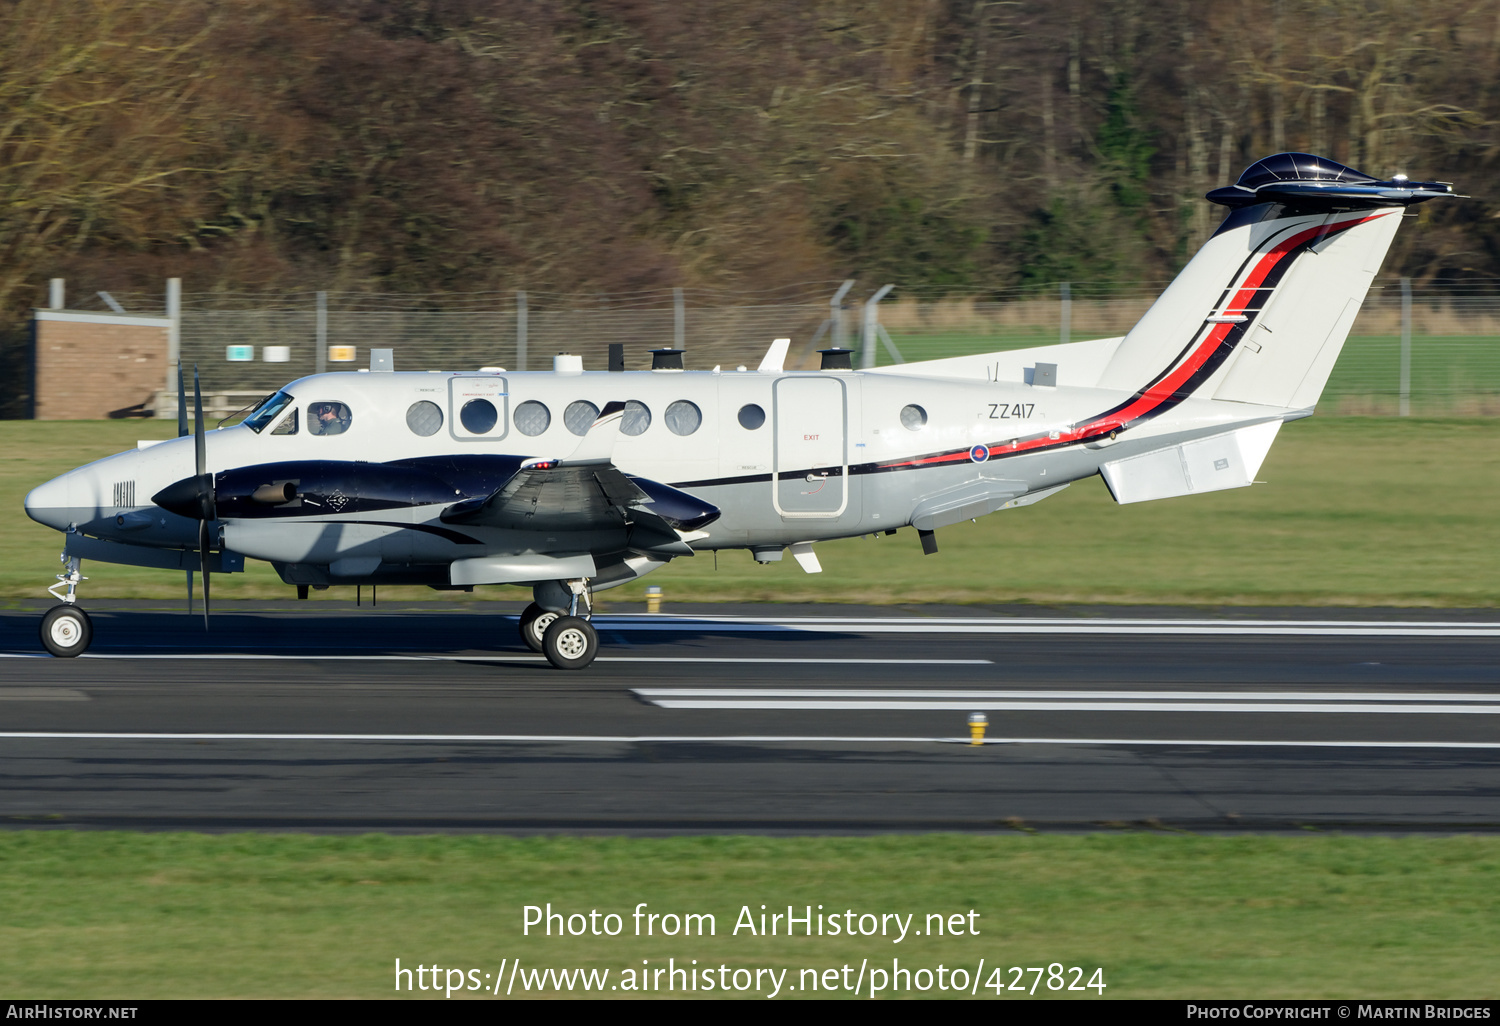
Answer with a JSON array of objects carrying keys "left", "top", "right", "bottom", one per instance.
[{"left": 244, "top": 390, "right": 295, "bottom": 434}]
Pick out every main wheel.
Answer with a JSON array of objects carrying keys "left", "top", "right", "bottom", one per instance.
[
  {"left": 40, "top": 605, "right": 92, "bottom": 658},
  {"left": 518, "top": 602, "right": 561, "bottom": 653},
  {"left": 542, "top": 615, "right": 598, "bottom": 670}
]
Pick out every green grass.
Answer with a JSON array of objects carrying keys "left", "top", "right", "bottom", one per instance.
[
  {"left": 1, "top": 832, "right": 1495, "bottom": 998},
  {"left": 5, "top": 417, "right": 1499, "bottom": 606}
]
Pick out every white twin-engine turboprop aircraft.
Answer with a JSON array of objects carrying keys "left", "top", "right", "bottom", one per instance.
[{"left": 25, "top": 154, "right": 1456, "bottom": 668}]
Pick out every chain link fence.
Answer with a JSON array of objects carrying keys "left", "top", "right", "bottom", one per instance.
[{"left": 74, "top": 279, "right": 1500, "bottom": 416}]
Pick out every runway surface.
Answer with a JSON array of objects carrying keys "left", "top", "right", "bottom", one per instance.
[{"left": 1, "top": 599, "right": 1497, "bottom": 833}]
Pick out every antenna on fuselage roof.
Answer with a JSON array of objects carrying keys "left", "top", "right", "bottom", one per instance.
[{"left": 757, "top": 338, "right": 790, "bottom": 373}]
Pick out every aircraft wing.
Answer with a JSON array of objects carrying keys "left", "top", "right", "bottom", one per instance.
[
  {"left": 440, "top": 458, "right": 645, "bottom": 532},
  {"left": 438, "top": 459, "right": 716, "bottom": 556}
]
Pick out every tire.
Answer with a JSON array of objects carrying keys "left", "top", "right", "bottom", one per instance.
[
  {"left": 518, "top": 603, "right": 561, "bottom": 653},
  {"left": 542, "top": 615, "right": 598, "bottom": 670},
  {"left": 40, "top": 605, "right": 92, "bottom": 658}
]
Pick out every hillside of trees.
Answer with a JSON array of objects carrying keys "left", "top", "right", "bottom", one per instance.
[{"left": 5, "top": 0, "right": 1500, "bottom": 407}]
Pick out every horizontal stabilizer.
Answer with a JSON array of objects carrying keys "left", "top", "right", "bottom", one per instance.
[
  {"left": 1206, "top": 153, "right": 1455, "bottom": 211},
  {"left": 1100, "top": 421, "right": 1281, "bottom": 505}
]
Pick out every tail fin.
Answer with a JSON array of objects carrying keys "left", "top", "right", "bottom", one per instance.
[{"left": 1097, "top": 153, "right": 1454, "bottom": 412}]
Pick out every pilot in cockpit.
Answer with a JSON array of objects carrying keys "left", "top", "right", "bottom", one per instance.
[{"left": 308, "top": 401, "right": 351, "bottom": 436}]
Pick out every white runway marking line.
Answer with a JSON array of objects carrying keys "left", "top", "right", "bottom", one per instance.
[
  {"left": 0, "top": 653, "right": 990, "bottom": 666},
  {"left": 632, "top": 688, "right": 1500, "bottom": 714},
  {"left": 0, "top": 731, "right": 1496, "bottom": 750},
  {"left": 595, "top": 615, "right": 1500, "bottom": 637}
]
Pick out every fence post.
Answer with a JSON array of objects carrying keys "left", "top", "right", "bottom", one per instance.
[
  {"left": 1060, "top": 281, "right": 1072, "bottom": 345},
  {"left": 831, "top": 279, "right": 854, "bottom": 350},
  {"left": 673, "top": 286, "right": 684, "bottom": 351},
  {"left": 315, "top": 291, "right": 328, "bottom": 375},
  {"left": 164, "top": 278, "right": 180, "bottom": 396},
  {"left": 861, "top": 284, "right": 894, "bottom": 369},
  {"left": 516, "top": 291, "right": 528, "bottom": 371},
  {"left": 1399, "top": 277, "right": 1411, "bottom": 417}
]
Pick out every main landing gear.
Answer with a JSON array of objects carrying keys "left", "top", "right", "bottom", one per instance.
[
  {"left": 520, "top": 578, "right": 598, "bottom": 670},
  {"left": 40, "top": 555, "right": 92, "bottom": 658},
  {"left": 518, "top": 603, "right": 561, "bottom": 653},
  {"left": 542, "top": 616, "right": 598, "bottom": 670}
]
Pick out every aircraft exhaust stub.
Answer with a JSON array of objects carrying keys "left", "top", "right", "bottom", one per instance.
[
  {"left": 251, "top": 482, "right": 297, "bottom": 505},
  {"left": 23, "top": 154, "right": 1455, "bottom": 667},
  {"left": 650, "top": 348, "right": 684, "bottom": 371},
  {"left": 819, "top": 347, "right": 854, "bottom": 371}
]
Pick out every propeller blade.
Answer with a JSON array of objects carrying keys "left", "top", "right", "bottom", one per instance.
[
  {"left": 192, "top": 366, "right": 215, "bottom": 522},
  {"left": 193, "top": 366, "right": 206, "bottom": 481},
  {"left": 186, "top": 570, "right": 193, "bottom": 615},
  {"left": 198, "top": 519, "right": 212, "bottom": 631},
  {"left": 176, "top": 363, "right": 188, "bottom": 438},
  {"left": 192, "top": 365, "right": 213, "bottom": 629}
]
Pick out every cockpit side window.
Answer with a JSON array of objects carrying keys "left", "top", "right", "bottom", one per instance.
[
  {"left": 244, "top": 390, "right": 294, "bottom": 434},
  {"left": 271, "top": 408, "right": 299, "bottom": 435},
  {"left": 308, "top": 401, "right": 353, "bottom": 436}
]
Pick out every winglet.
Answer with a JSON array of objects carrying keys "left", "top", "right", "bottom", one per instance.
[
  {"left": 757, "top": 338, "right": 790, "bottom": 373},
  {"left": 564, "top": 400, "right": 626, "bottom": 463}
]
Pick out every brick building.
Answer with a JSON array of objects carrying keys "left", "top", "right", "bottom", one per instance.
[{"left": 33, "top": 310, "right": 173, "bottom": 420}]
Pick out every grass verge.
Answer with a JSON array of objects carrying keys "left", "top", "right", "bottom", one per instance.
[{"left": 1, "top": 832, "right": 1496, "bottom": 999}]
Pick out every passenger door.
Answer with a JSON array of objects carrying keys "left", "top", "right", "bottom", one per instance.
[{"left": 772, "top": 376, "right": 848, "bottom": 518}]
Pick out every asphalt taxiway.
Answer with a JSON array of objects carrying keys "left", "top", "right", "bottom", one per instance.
[{"left": 0, "top": 600, "right": 1496, "bottom": 833}]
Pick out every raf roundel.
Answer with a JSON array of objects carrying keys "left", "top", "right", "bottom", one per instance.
[{"left": 969, "top": 443, "right": 990, "bottom": 463}]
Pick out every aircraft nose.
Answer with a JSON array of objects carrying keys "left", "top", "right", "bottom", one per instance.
[{"left": 24, "top": 473, "right": 74, "bottom": 531}]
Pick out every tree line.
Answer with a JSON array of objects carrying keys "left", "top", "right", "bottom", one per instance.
[{"left": 4, "top": 0, "right": 1498, "bottom": 410}]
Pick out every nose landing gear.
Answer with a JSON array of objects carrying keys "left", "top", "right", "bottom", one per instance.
[{"left": 41, "top": 554, "right": 92, "bottom": 657}]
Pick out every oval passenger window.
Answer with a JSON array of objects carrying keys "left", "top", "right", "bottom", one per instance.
[
  {"left": 737, "top": 403, "right": 766, "bottom": 430},
  {"left": 900, "top": 404, "right": 928, "bottom": 430},
  {"left": 621, "top": 400, "right": 651, "bottom": 436},
  {"left": 460, "top": 398, "right": 498, "bottom": 434},
  {"left": 564, "top": 400, "right": 599, "bottom": 436},
  {"left": 664, "top": 400, "right": 702, "bottom": 436},
  {"left": 514, "top": 400, "right": 551, "bottom": 436},
  {"left": 406, "top": 401, "right": 443, "bottom": 437}
]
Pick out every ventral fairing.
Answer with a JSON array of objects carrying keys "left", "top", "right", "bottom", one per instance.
[{"left": 25, "top": 154, "right": 1456, "bottom": 668}]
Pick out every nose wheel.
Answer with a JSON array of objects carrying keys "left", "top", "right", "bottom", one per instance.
[
  {"left": 542, "top": 616, "right": 598, "bottom": 670},
  {"left": 40, "top": 605, "right": 92, "bottom": 658}
]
